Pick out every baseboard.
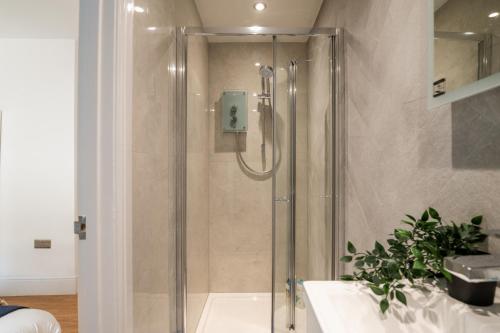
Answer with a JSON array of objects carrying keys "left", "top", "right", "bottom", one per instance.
[{"left": 0, "top": 277, "right": 77, "bottom": 296}]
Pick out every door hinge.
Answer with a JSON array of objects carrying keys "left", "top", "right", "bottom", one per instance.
[{"left": 74, "top": 216, "right": 87, "bottom": 240}]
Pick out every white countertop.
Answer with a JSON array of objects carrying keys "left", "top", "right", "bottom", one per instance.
[{"left": 304, "top": 281, "right": 500, "bottom": 333}]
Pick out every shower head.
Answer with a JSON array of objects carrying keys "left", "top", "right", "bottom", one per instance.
[{"left": 259, "top": 65, "right": 274, "bottom": 78}]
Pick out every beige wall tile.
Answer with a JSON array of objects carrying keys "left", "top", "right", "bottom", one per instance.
[
  {"left": 208, "top": 42, "right": 310, "bottom": 292},
  {"left": 209, "top": 251, "right": 273, "bottom": 292},
  {"left": 313, "top": 0, "right": 500, "bottom": 270},
  {"left": 132, "top": 1, "right": 209, "bottom": 332}
]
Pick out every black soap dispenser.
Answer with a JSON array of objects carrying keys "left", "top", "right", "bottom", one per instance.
[{"left": 444, "top": 255, "right": 500, "bottom": 306}]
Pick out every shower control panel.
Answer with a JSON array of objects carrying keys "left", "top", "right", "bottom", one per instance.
[{"left": 221, "top": 90, "right": 247, "bottom": 132}]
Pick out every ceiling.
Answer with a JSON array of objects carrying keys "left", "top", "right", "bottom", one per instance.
[{"left": 194, "top": 0, "right": 324, "bottom": 42}]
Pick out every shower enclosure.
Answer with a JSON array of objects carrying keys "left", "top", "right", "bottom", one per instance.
[{"left": 171, "top": 27, "right": 344, "bottom": 333}]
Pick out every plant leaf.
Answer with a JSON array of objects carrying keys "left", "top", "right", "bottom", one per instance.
[
  {"left": 440, "top": 268, "right": 452, "bottom": 282},
  {"left": 395, "top": 290, "right": 407, "bottom": 305},
  {"left": 375, "top": 241, "right": 385, "bottom": 253},
  {"left": 410, "top": 246, "right": 422, "bottom": 259},
  {"left": 395, "top": 229, "right": 411, "bottom": 241},
  {"left": 387, "top": 239, "right": 398, "bottom": 246},
  {"left": 369, "top": 285, "right": 385, "bottom": 296},
  {"left": 421, "top": 241, "right": 437, "bottom": 255},
  {"left": 340, "top": 275, "right": 354, "bottom": 281},
  {"left": 405, "top": 214, "right": 416, "bottom": 222},
  {"left": 421, "top": 210, "right": 429, "bottom": 222},
  {"left": 428, "top": 207, "right": 440, "bottom": 219},
  {"left": 380, "top": 299, "right": 389, "bottom": 314},
  {"left": 383, "top": 284, "right": 390, "bottom": 294},
  {"left": 471, "top": 216, "right": 483, "bottom": 226},
  {"left": 347, "top": 241, "right": 357, "bottom": 254},
  {"left": 401, "top": 220, "right": 415, "bottom": 227},
  {"left": 340, "top": 255, "right": 353, "bottom": 262},
  {"left": 365, "top": 255, "right": 376, "bottom": 264},
  {"left": 412, "top": 260, "right": 426, "bottom": 271},
  {"left": 355, "top": 260, "right": 365, "bottom": 269}
]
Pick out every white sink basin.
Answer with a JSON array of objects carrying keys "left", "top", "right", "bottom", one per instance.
[{"left": 304, "top": 281, "right": 500, "bottom": 333}]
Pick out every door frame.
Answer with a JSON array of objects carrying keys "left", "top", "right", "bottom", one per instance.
[{"left": 77, "top": 0, "right": 133, "bottom": 332}]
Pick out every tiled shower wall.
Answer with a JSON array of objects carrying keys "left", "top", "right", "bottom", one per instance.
[
  {"left": 186, "top": 34, "right": 210, "bottom": 333},
  {"left": 132, "top": 0, "right": 209, "bottom": 332},
  {"left": 307, "top": 35, "right": 335, "bottom": 280},
  {"left": 207, "top": 42, "right": 309, "bottom": 292},
  {"left": 312, "top": 0, "right": 500, "bottom": 266},
  {"left": 207, "top": 43, "right": 274, "bottom": 292}
]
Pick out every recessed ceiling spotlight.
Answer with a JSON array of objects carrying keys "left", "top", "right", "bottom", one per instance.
[
  {"left": 254, "top": 2, "right": 267, "bottom": 11},
  {"left": 255, "top": 62, "right": 261, "bottom": 67},
  {"left": 464, "top": 31, "right": 475, "bottom": 35},
  {"left": 147, "top": 26, "right": 157, "bottom": 31},
  {"left": 489, "top": 12, "right": 499, "bottom": 18}
]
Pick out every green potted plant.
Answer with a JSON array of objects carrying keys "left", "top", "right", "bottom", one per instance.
[{"left": 340, "top": 208, "right": 489, "bottom": 313}]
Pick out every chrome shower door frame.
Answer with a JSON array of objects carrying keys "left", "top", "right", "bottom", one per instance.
[
  {"left": 287, "top": 59, "right": 298, "bottom": 330},
  {"left": 332, "top": 29, "right": 346, "bottom": 281},
  {"left": 174, "top": 27, "right": 188, "bottom": 333},
  {"left": 174, "top": 27, "right": 345, "bottom": 333}
]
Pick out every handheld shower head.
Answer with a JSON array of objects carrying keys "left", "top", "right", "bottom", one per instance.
[
  {"left": 259, "top": 65, "right": 273, "bottom": 98},
  {"left": 259, "top": 65, "right": 274, "bottom": 78}
]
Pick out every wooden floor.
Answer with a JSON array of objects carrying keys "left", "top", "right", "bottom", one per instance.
[{"left": 2, "top": 295, "right": 78, "bottom": 333}]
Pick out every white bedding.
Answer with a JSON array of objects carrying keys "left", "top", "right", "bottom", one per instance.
[{"left": 0, "top": 309, "right": 61, "bottom": 333}]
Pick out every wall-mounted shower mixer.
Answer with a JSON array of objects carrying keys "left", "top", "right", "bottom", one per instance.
[{"left": 222, "top": 90, "right": 248, "bottom": 132}]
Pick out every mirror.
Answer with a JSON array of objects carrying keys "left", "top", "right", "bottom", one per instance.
[{"left": 429, "top": 0, "right": 500, "bottom": 107}]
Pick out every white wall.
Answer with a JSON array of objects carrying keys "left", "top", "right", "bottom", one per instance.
[
  {"left": 0, "top": 0, "right": 78, "bottom": 296},
  {"left": 0, "top": 39, "right": 77, "bottom": 295}
]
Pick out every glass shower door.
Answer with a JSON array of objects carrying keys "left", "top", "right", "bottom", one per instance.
[
  {"left": 272, "top": 35, "right": 293, "bottom": 333},
  {"left": 272, "top": 33, "right": 339, "bottom": 333},
  {"left": 273, "top": 37, "right": 308, "bottom": 332}
]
